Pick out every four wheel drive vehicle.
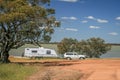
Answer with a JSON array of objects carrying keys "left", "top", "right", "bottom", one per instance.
[{"left": 64, "top": 52, "right": 86, "bottom": 60}]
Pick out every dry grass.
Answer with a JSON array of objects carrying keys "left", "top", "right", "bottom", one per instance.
[
  {"left": 9, "top": 56, "right": 65, "bottom": 63},
  {"left": 0, "top": 63, "right": 36, "bottom": 80}
]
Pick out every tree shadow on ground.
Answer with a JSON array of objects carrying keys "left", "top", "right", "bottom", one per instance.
[{"left": 11, "top": 60, "right": 81, "bottom": 66}]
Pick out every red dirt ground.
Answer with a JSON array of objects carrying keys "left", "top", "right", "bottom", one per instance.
[{"left": 25, "top": 59, "right": 120, "bottom": 80}]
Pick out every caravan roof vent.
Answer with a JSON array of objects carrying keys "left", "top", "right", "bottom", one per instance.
[{"left": 39, "top": 47, "right": 44, "bottom": 49}]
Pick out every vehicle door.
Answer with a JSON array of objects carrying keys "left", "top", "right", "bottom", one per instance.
[{"left": 73, "top": 52, "right": 79, "bottom": 59}]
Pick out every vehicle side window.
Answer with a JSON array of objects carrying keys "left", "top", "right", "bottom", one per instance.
[
  {"left": 66, "top": 53, "right": 73, "bottom": 55},
  {"left": 74, "top": 53, "right": 77, "bottom": 55}
]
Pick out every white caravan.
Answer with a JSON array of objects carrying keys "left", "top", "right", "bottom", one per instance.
[{"left": 24, "top": 47, "right": 58, "bottom": 58}]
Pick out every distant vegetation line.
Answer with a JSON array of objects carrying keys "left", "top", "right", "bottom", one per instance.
[
  {"left": 40, "top": 42, "right": 120, "bottom": 46},
  {"left": 1, "top": 42, "right": 120, "bottom": 48}
]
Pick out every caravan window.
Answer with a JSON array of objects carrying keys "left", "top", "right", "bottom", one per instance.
[
  {"left": 32, "top": 50, "right": 37, "bottom": 53},
  {"left": 46, "top": 50, "right": 51, "bottom": 54}
]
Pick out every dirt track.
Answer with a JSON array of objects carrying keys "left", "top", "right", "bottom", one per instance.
[{"left": 27, "top": 59, "right": 120, "bottom": 80}]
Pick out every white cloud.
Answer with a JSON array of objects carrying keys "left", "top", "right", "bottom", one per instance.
[
  {"left": 66, "top": 28, "right": 78, "bottom": 31},
  {"left": 59, "top": 0, "right": 78, "bottom": 2},
  {"left": 85, "top": 16, "right": 95, "bottom": 20},
  {"left": 85, "top": 16, "right": 108, "bottom": 23},
  {"left": 97, "top": 19, "right": 108, "bottom": 23},
  {"left": 108, "top": 32, "right": 118, "bottom": 36},
  {"left": 89, "top": 26, "right": 100, "bottom": 29},
  {"left": 70, "top": 17, "right": 77, "bottom": 20},
  {"left": 81, "top": 20, "right": 88, "bottom": 23},
  {"left": 61, "top": 16, "right": 77, "bottom": 20},
  {"left": 116, "top": 17, "right": 120, "bottom": 20},
  {"left": 61, "top": 17, "right": 68, "bottom": 19}
]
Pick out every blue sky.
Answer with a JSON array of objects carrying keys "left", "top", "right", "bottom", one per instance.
[{"left": 49, "top": 0, "right": 120, "bottom": 43}]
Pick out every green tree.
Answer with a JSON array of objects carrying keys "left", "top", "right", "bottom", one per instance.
[
  {"left": 58, "top": 37, "right": 111, "bottom": 58},
  {"left": 57, "top": 38, "right": 78, "bottom": 54},
  {"left": 75, "top": 40, "right": 87, "bottom": 54},
  {"left": 84, "top": 37, "right": 111, "bottom": 58},
  {"left": 0, "top": 0, "right": 60, "bottom": 63}
]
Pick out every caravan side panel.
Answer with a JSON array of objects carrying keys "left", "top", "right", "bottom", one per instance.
[
  {"left": 24, "top": 48, "right": 40, "bottom": 57},
  {"left": 41, "top": 49, "right": 58, "bottom": 57},
  {"left": 24, "top": 47, "right": 58, "bottom": 58},
  {"left": 24, "top": 48, "right": 32, "bottom": 57}
]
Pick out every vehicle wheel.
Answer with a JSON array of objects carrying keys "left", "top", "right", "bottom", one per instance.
[
  {"left": 66, "top": 57, "right": 71, "bottom": 60},
  {"left": 79, "top": 57, "right": 85, "bottom": 59}
]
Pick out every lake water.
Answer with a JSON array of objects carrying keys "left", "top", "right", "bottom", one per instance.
[{"left": 101, "top": 45, "right": 120, "bottom": 58}]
